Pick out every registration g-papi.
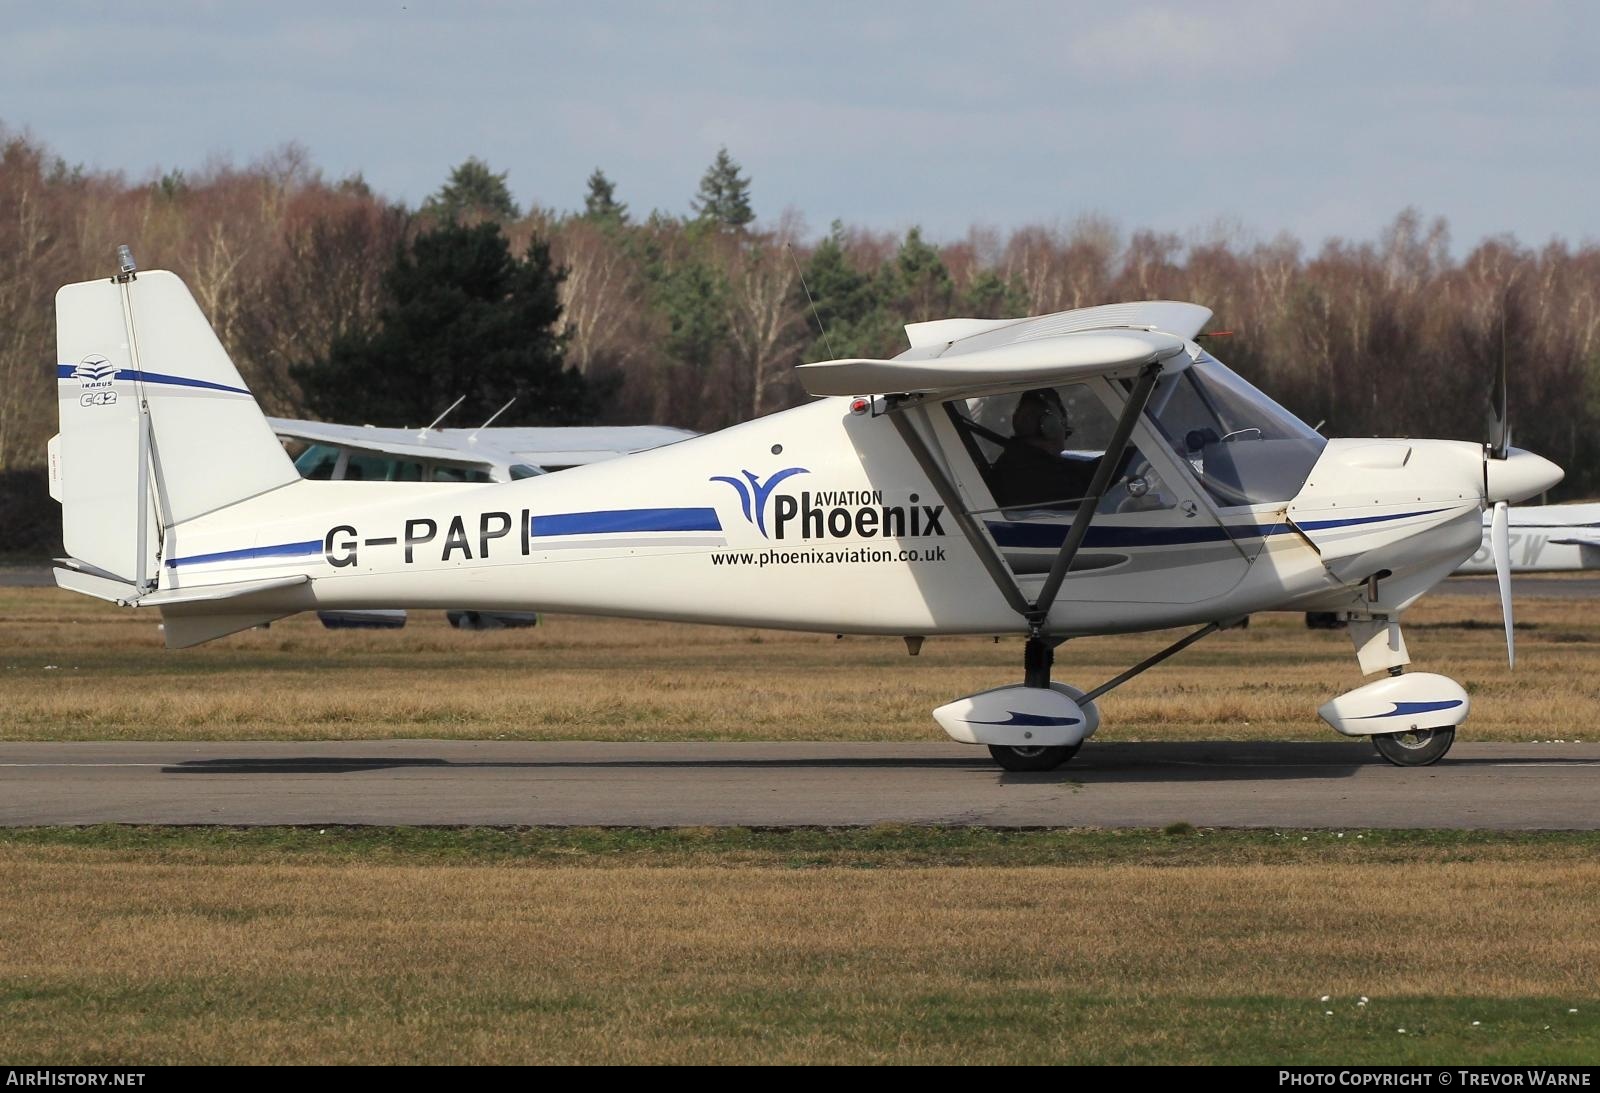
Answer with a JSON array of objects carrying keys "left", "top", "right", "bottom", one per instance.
[{"left": 49, "top": 249, "right": 1562, "bottom": 770}]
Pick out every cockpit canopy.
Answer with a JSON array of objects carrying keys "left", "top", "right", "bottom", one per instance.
[
  {"left": 947, "top": 349, "right": 1325, "bottom": 514},
  {"left": 1147, "top": 352, "right": 1325, "bottom": 507}
]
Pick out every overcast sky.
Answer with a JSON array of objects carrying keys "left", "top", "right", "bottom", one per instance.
[{"left": 4, "top": 2, "right": 1596, "bottom": 252}]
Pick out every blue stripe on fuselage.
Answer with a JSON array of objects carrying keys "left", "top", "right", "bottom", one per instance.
[
  {"left": 986, "top": 520, "right": 1277, "bottom": 549},
  {"left": 987, "top": 506, "right": 1452, "bottom": 550},
  {"left": 1293, "top": 507, "right": 1449, "bottom": 530},
  {"left": 531, "top": 508, "right": 723, "bottom": 536},
  {"left": 166, "top": 540, "right": 322, "bottom": 568}
]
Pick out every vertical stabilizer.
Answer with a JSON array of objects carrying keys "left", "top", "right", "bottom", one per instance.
[{"left": 55, "top": 267, "right": 300, "bottom": 585}]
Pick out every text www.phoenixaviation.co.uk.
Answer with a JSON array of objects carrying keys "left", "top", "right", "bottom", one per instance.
[{"left": 710, "top": 545, "right": 949, "bottom": 568}]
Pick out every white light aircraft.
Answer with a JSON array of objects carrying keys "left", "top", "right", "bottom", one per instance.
[{"left": 48, "top": 251, "right": 1563, "bottom": 770}]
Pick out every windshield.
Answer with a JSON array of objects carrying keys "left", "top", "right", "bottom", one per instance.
[{"left": 1147, "top": 352, "right": 1325, "bottom": 507}]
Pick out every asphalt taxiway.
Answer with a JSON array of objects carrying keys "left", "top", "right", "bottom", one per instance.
[{"left": 1, "top": 740, "right": 1595, "bottom": 829}]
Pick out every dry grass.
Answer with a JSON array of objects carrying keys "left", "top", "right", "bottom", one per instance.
[
  {"left": 0, "top": 838, "right": 1596, "bottom": 1064},
  {"left": 1, "top": 583, "right": 1597, "bottom": 742}
]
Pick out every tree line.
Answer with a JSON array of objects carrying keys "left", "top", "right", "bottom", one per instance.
[{"left": 3, "top": 124, "right": 1598, "bottom": 497}]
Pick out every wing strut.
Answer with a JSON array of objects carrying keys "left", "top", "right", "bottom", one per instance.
[
  {"left": 884, "top": 358, "right": 1169, "bottom": 644},
  {"left": 884, "top": 357, "right": 1175, "bottom": 696}
]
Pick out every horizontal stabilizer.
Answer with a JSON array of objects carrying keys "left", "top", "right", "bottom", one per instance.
[
  {"left": 796, "top": 329, "right": 1189, "bottom": 397},
  {"left": 1550, "top": 531, "right": 1600, "bottom": 547},
  {"left": 137, "top": 574, "right": 309, "bottom": 607},
  {"left": 53, "top": 567, "right": 307, "bottom": 608},
  {"left": 54, "top": 566, "right": 136, "bottom": 603}
]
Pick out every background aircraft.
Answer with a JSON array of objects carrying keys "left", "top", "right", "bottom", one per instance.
[
  {"left": 271, "top": 417, "right": 696, "bottom": 484},
  {"left": 1458, "top": 502, "right": 1600, "bottom": 573},
  {"left": 269, "top": 416, "right": 696, "bottom": 629},
  {"left": 50, "top": 258, "right": 1561, "bottom": 771}
]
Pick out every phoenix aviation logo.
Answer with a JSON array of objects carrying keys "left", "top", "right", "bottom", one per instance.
[
  {"left": 710, "top": 466, "right": 946, "bottom": 541},
  {"left": 710, "top": 468, "right": 810, "bottom": 538}
]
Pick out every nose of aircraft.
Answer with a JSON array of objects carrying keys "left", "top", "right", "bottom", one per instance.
[{"left": 1484, "top": 448, "right": 1564, "bottom": 504}]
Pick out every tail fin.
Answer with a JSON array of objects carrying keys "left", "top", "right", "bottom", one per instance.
[{"left": 55, "top": 267, "right": 298, "bottom": 586}]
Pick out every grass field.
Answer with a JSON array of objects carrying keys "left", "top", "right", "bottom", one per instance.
[
  {"left": 0, "top": 827, "right": 1595, "bottom": 1065},
  {"left": 1, "top": 582, "right": 1597, "bottom": 743},
  {"left": 3, "top": 585, "right": 1597, "bottom": 1064}
]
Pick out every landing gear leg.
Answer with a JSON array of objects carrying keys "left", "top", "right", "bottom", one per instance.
[
  {"left": 988, "top": 634, "right": 1078, "bottom": 772},
  {"left": 1023, "top": 634, "right": 1054, "bottom": 688}
]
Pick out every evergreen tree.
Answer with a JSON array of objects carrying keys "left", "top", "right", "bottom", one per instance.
[
  {"left": 292, "top": 220, "right": 595, "bottom": 427},
  {"left": 691, "top": 146, "right": 754, "bottom": 230},
  {"left": 964, "top": 268, "right": 1028, "bottom": 318},
  {"left": 423, "top": 157, "right": 520, "bottom": 222},
  {"left": 888, "top": 226, "right": 954, "bottom": 322},
  {"left": 582, "top": 168, "right": 628, "bottom": 223},
  {"left": 656, "top": 259, "right": 729, "bottom": 370},
  {"left": 801, "top": 220, "right": 892, "bottom": 359}
]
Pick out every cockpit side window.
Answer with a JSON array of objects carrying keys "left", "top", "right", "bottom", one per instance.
[
  {"left": 294, "top": 444, "right": 342, "bottom": 480},
  {"left": 944, "top": 383, "right": 1173, "bottom": 516}
]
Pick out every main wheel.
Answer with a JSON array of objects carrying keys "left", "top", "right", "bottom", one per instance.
[
  {"left": 987, "top": 743, "right": 1080, "bottom": 772},
  {"left": 1372, "top": 727, "right": 1455, "bottom": 767}
]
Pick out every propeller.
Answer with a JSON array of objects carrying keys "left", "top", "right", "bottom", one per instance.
[
  {"left": 1491, "top": 500, "right": 1514, "bottom": 668},
  {"left": 1487, "top": 309, "right": 1510, "bottom": 459},
  {"left": 1486, "top": 313, "right": 1514, "bottom": 666}
]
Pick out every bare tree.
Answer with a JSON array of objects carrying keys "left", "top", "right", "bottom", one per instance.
[{"left": 721, "top": 217, "right": 806, "bottom": 418}]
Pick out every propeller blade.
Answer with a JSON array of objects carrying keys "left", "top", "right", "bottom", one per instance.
[
  {"left": 1491, "top": 500, "right": 1514, "bottom": 668},
  {"left": 1487, "top": 315, "right": 1509, "bottom": 459}
]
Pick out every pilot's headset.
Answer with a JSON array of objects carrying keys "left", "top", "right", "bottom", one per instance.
[{"left": 1015, "top": 390, "right": 1072, "bottom": 446}]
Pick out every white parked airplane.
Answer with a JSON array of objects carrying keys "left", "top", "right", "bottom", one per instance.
[
  {"left": 269, "top": 417, "right": 696, "bottom": 484},
  {"left": 47, "top": 253, "right": 1562, "bottom": 770},
  {"left": 267, "top": 415, "right": 696, "bottom": 630}
]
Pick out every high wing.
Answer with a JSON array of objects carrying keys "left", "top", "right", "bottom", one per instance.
[
  {"left": 1549, "top": 530, "right": 1600, "bottom": 547},
  {"left": 268, "top": 418, "right": 699, "bottom": 475},
  {"left": 268, "top": 418, "right": 499, "bottom": 468},
  {"left": 797, "top": 301, "right": 1212, "bottom": 397}
]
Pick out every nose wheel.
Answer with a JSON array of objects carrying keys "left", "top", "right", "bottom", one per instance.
[{"left": 1372, "top": 726, "right": 1455, "bottom": 767}]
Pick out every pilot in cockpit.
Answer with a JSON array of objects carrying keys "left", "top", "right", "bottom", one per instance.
[{"left": 991, "top": 388, "right": 1097, "bottom": 510}]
